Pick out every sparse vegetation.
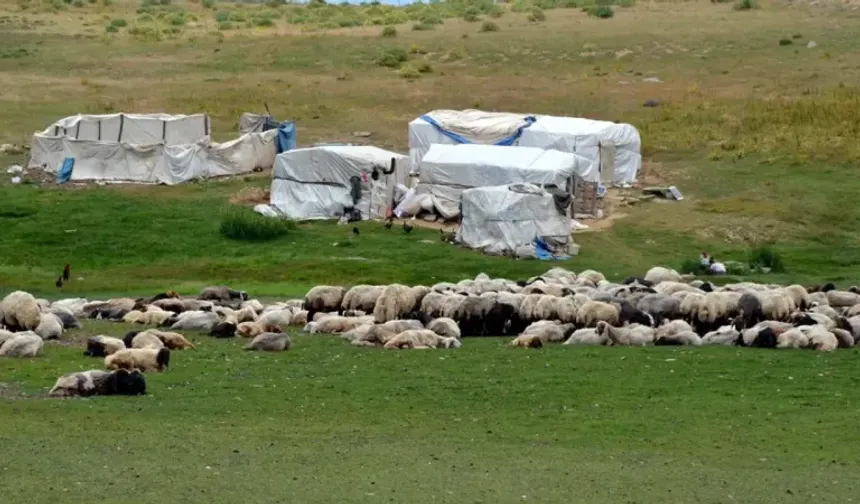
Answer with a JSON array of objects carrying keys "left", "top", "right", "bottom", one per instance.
[
  {"left": 479, "top": 20, "right": 500, "bottom": 32},
  {"left": 381, "top": 25, "right": 396, "bottom": 37},
  {"left": 219, "top": 207, "right": 295, "bottom": 242},
  {"left": 733, "top": 0, "right": 758, "bottom": 10},
  {"left": 779, "top": 37, "right": 792, "bottom": 46},
  {"left": 376, "top": 47, "right": 408, "bottom": 68},
  {"left": 587, "top": 5, "right": 614, "bottom": 18},
  {"left": 109, "top": 17, "right": 126, "bottom": 27},
  {"left": 527, "top": 7, "right": 546, "bottom": 22}
]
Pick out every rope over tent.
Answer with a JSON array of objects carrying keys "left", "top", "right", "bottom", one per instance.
[{"left": 418, "top": 114, "right": 537, "bottom": 146}]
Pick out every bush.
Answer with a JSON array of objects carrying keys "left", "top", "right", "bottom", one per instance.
[
  {"left": 168, "top": 13, "right": 185, "bottom": 26},
  {"left": 408, "top": 43, "right": 427, "bottom": 54},
  {"left": 412, "top": 22, "right": 433, "bottom": 31},
  {"left": 479, "top": 20, "right": 499, "bottom": 32},
  {"left": 253, "top": 16, "right": 274, "bottom": 27},
  {"left": 137, "top": 13, "right": 153, "bottom": 22},
  {"left": 110, "top": 17, "right": 127, "bottom": 27},
  {"left": 511, "top": 0, "right": 530, "bottom": 13},
  {"left": 202, "top": 0, "right": 215, "bottom": 8},
  {"left": 220, "top": 208, "right": 295, "bottom": 242},
  {"left": 105, "top": 23, "right": 119, "bottom": 33},
  {"left": 102, "top": 0, "right": 113, "bottom": 5},
  {"left": 586, "top": 5, "right": 614, "bottom": 18},
  {"left": 72, "top": 0, "right": 84, "bottom": 7},
  {"left": 778, "top": 38, "right": 792, "bottom": 46},
  {"left": 679, "top": 258, "right": 704, "bottom": 275},
  {"left": 214, "top": 10, "right": 229, "bottom": 22},
  {"left": 217, "top": 20, "right": 234, "bottom": 30},
  {"left": 748, "top": 245, "right": 785, "bottom": 273},
  {"left": 527, "top": 7, "right": 546, "bottom": 22},
  {"left": 733, "top": 0, "right": 758, "bottom": 10},
  {"left": 381, "top": 26, "right": 396, "bottom": 37},
  {"left": 376, "top": 47, "right": 408, "bottom": 68},
  {"left": 487, "top": 4, "right": 504, "bottom": 17},
  {"left": 462, "top": 7, "right": 480, "bottom": 22}
]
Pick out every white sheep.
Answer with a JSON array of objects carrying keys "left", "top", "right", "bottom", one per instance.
[
  {"left": 341, "top": 285, "right": 384, "bottom": 314},
  {"left": 169, "top": 311, "right": 220, "bottom": 332},
  {"left": 105, "top": 348, "right": 170, "bottom": 372},
  {"left": 244, "top": 332, "right": 291, "bottom": 352},
  {"left": 130, "top": 331, "right": 165, "bottom": 350},
  {"left": 702, "top": 325, "right": 740, "bottom": 346},
  {"left": 644, "top": 266, "right": 683, "bottom": 285},
  {"left": 303, "top": 315, "right": 375, "bottom": 334},
  {"left": 597, "top": 321, "right": 654, "bottom": 346},
  {"left": 576, "top": 301, "right": 620, "bottom": 328},
  {"left": 426, "top": 318, "right": 461, "bottom": 339},
  {"left": 35, "top": 312, "right": 64, "bottom": 340},
  {"left": 372, "top": 285, "right": 428, "bottom": 323},
  {"left": 0, "top": 331, "right": 43, "bottom": 357},
  {"left": 84, "top": 335, "right": 126, "bottom": 357},
  {"left": 383, "top": 329, "right": 458, "bottom": 350},
  {"left": 1, "top": 291, "right": 42, "bottom": 332},
  {"left": 303, "top": 286, "right": 347, "bottom": 319},
  {"left": 563, "top": 328, "right": 609, "bottom": 346}
]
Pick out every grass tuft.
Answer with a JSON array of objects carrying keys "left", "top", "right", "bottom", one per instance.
[
  {"left": 380, "top": 25, "right": 396, "bottom": 37},
  {"left": 479, "top": 20, "right": 499, "bottom": 32},
  {"left": 219, "top": 207, "right": 295, "bottom": 242}
]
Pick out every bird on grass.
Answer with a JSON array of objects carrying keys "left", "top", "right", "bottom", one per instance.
[
  {"left": 55, "top": 276, "right": 63, "bottom": 289},
  {"left": 403, "top": 222, "right": 413, "bottom": 234},
  {"left": 63, "top": 263, "right": 70, "bottom": 281},
  {"left": 352, "top": 226, "right": 360, "bottom": 236},
  {"left": 384, "top": 218, "right": 393, "bottom": 230}
]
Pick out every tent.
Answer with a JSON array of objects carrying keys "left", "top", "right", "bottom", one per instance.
[
  {"left": 28, "top": 113, "right": 279, "bottom": 185},
  {"left": 238, "top": 112, "right": 297, "bottom": 154},
  {"left": 270, "top": 146, "right": 410, "bottom": 221},
  {"left": 456, "top": 183, "right": 572, "bottom": 256},
  {"left": 416, "top": 143, "right": 595, "bottom": 219},
  {"left": 408, "top": 109, "right": 641, "bottom": 185}
]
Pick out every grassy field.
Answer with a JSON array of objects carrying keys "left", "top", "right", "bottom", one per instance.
[{"left": 2, "top": 1, "right": 860, "bottom": 502}]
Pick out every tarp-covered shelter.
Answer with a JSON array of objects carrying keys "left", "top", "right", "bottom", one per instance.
[
  {"left": 416, "top": 143, "right": 594, "bottom": 219},
  {"left": 408, "top": 109, "right": 641, "bottom": 185},
  {"left": 28, "top": 113, "right": 280, "bottom": 185},
  {"left": 456, "top": 183, "right": 572, "bottom": 256},
  {"left": 238, "top": 112, "right": 297, "bottom": 154},
  {"left": 270, "top": 146, "right": 410, "bottom": 221}
]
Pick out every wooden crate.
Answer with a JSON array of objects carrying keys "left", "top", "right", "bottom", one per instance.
[{"left": 572, "top": 176, "right": 602, "bottom": 219}]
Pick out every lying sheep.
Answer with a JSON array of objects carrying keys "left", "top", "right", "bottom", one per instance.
[
  {"left": 244, "top": 332, "right": 291, "bottom": 352},
  {"left": 49, "top": 369, "right": 146, "bottom": 397},
  {"left": 84, "top": 335, "right": 126, "bottom": 357},
  {"left": 426, "top": 318, "right": 461, "bottom": 339},
  {"left": 563, "top": 327, "right": 608, "bottom": 346},
  {"left": 237, "top": 322, "right": 283, "bottom": 339},
  {"left": 643, "top": 266, "right": 683, "bottom": 285},
  {"left": 105, "top": 348, "right": 170, "bottom": 372},
  {"left": 597, "top": 321, "right": 654, "bottom": 346},
  {"left": 701, "top": 325, "right": 740, "bottom": 346},
  {"left": 383, "top": 329, "right": 460, "bottom": 350},
  {"left": 123, "top": 309, "right": 174, "bottom": 326},
  {"left": 0, "top": 332, "right": 43, "bottom": 357},
  {"left": 169, "top": 311, "right": 220, "bottom": 332},
  {"left": 35, "top": 312, "right": 64, "bottom": 340},
  {"left": 303, "top": 286, "right": 347, "bottom": 321},
  {"left": 303, "top": 315, "right": 375, "bottom": 334},
  {"left": 142, "top": 330, "right": 195, "bottom": 350},
  {"left": 128, "top": 331, "right": 164, "bottom": 350},
  {"left": 199, "top": 285, "right": 248, "bottom": 302}
]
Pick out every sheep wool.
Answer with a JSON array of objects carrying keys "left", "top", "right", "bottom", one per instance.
[
  {"left": 0, "top": 332, "right": 44, "bottom": 357},
  {"left": 130, "top": 331, "right": 165, "bottom": 350},
  {"left": 303, "top": 286, "right": 347, "bottom": 320},
  {"left": 576, "top": 301, "right": 620, "bottom": 328},
  {"left": 341, "top": 285, "right": 384, "bottom": 314},
  {"left": 1, "top": 291, "right": 42, "bottom": 332},
  {"left": 49, "top": 369, "right": 147, "bottom": 397},
  {"left": 105, "top": 348, "right": 170, "bottom": 372},
  {"left": 84, "top": 335, "right": 126, "bottom": 357},
  {"left": 373, "top": 284, "right": 419, "bottom": 323},
  {"left": 245, "top": 332, "right": 291, "bottom": 352},
  {"left": 644, "top": 266, "right": 683, "bottom": 285},
  {"left": 426, "top": 318, "right": 461, "bottom": 339},
  {"left": 35, "top": 312, "right": 64, "bottom": 340}
]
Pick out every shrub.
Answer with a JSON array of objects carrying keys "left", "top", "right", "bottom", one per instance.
[
  {"left": 412, "top": 22, "right": 433, "bottom": 31},
  {"left": 586, "top": 5, "right": 614, "bottom": 18},
  {"left": 487, "top": 4, "right": 504, "bottom": 17},
  {"left": 778, "top": 38, "right": 792, "bottom": 46},
  {"left": 202, "top": 0, "right": 215, "bottom": 8},
  {"left": 214, "top": 10, "right": 229, "bottom": 22},
  {"left": 217, "top": 20, "right": 234, "bottom": 30},
  {"left": 479, "top": 20, "right": 499, "bottom": 32},
  {"left": 110, "top": 17, "right": 127, "bottom": 27},
  {"left": 220, "top": 208, "right": 295, "bottom": 242},
  {"left": 72, "top": 0, "right": 84, "bottom": 7},
  {"left": 462, "top": 7, "right": 480, "bottom": 22},
  {"left": 102, "top": 0, "right": 113, "bottom": 5},
  {"left": 679, "top": 258, "right": 704, "bottom": 275},
  {"left": 137, "top": 13, "right": 153, "bottom": 22},
  {"left": 733, "top": 0, "right": 758, "bottom": 10},
  {"left": 168, "top": 13, "right": 185, "bottom": 26},
  {"left": 105, "top": 23, "right": 118, "bottom": 32},
  {"left": 511, "top": 0, "right": 530, "bottom": 13},
  {"left": 398, "top": 65, "right": 420, "bottom": 79},
  {"left": 253, "top": 16, "right": 274, "bottom": 27},
  {"left": 376, "top": 47, "right": 408, "bottom": 68},
  {"left": 381, "top": 25, "right": 396, "bottom": 37},
  {"left": 408, "top": 43, "right": 427, "bottom": 54},
  {"left": 748, "top": 245, "right": 785, "bottom": 273},
  {"left": 527, "top": 7, "right": 546, "bottom": 22}
]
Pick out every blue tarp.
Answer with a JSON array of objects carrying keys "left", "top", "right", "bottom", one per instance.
[
  {"left": 533, "top": 238, "right": 570, "bottom": 261},
  {"left": 419, "top": 114, "right": 537, "bottom": 147},
  {"left": 275, "top": 121, "right": 296, "bottom": 154},
  {"left": 57, "top": 157, "right": 74, "bottom": 184}
]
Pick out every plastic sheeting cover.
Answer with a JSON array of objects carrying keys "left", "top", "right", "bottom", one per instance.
[{"left": 456, "top": 183, "right": 571, "bottom": 256}]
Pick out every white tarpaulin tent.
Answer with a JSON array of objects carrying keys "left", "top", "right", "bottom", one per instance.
[
  {"left": 270, "top": 146, "right": 409, "bottom": 221},
  {"left": 416, "top": 143, "right": 595, "bottom": 219},
  {"left": 408, "top": 109, "right": 641, "bottom": 185},
  {"left": 457, "top": 183, "right": 571, "bottom": 256},
  {"left": 28, "top": 113, "right": 278, "bottom": 185}
]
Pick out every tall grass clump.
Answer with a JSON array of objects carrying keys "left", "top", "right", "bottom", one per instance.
[
  {"left": 201, "top": 0, "right": 215, "bottom": 8},
  {"left": 110, "top": 17, "right": 127, "bottom": 27},
  {"left": 376, "top": 47, "right": 408, "bottom": 68},
  {"left": 527, "top": 7, "right": 546, "bottom": 22},
  {"left": 733, "top": 0, "right": 758, "bottom": 10},
  {"left": 220, "top": 207, "right": 295, "bottom": 242},
  {"left": 586, "top": 5, "right": 614, "bottom": 17},
  {"left": 748, "top": 245, "right": 785, "bottom": 273},
  {"left": 479, "top": 20, "right": 499, "bottom": 32},
  {"left": 381, "top": 25, "right": 396, "bottom": 37}
]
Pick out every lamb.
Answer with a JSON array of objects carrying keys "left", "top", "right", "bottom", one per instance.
[
  {"left": 122, "top": 309, "right": 174, "bottom": 326},
  {"left": 597, "top": 321, "right": 654, "bottom": 346},
  {"left": 644, "top": 266, "right": 683, "bottom": 285},
  {"left": 701, "top": 325, "right": 740, "bottom": 346},
  {"left": 238, "top": 322, "right": 284, "bottom": 338},
  {"left": 244, "top": 332, "right": 291, "bottom": 352},
  {"left": 1, "top": 291, "right": 42, "bottom": 332},
  {"left": 796, "top": 325, "right": 839, "bottom": 352},
  {"left": 341, "top": 285, "right": 384, "bottom": 314},
  {"left": 48, "top": 369, "right": 146, "bottom": 397},
  {"left": 198, "top": 285, "right": 249, "bottom": 302},
  {"left": 382, "top": 329, "right": 460, "bottom": 350},
  {"left": 426, "top": 318, "right": 461, "bottom": 339},
  {"left": 303, "top": 286, "right": 347, "bottom": 321},
  {"left": 84, "top": 335, "right": 126, "bottom": 357},
  {"left": 35, "top": 312, "right": 64, "bottom": 340},
  {"left": 0, "top": 332, "right": 44, "bottom": 357},
  {"left": 142, "top": 330, "right": 195, "bottom": 350},
  {"left": 576, "top": 301, "right": 620, "bottom": 328},
  {"left": 105, "top": 348, "right": 170, "bottom": 372}
]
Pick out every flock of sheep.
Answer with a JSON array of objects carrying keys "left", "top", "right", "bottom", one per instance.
[{"left": 2, "top": 266, "right": 858, "bottom": 398}]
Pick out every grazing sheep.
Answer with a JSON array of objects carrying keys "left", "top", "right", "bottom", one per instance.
[
  {"left": 35, "top": 312, "right": 64, "bottom": 340},
  {"left": 105, "top": 348, "right": 170, "bottom": 372},
  {"left": 0, "top": 332, "right": 44, "bottom": 357},
  {"left": 238, "top": 322, "right": 283, "bottom": 338},
  {"left": 427, "top": 318, "right": 461, "bottom": 339},
  {"left": 303, "top": 286, "right": 347, "bottom": 321},
  {"left": 290, "top": 311, "right": 309, "bottom": 327},
  {"left": 576, "top": 301, "right": 620, "bottom": 328},
  {"left": 616, "top": 299, "right": 654, "bottom": 327},
  {"left": 826, "top": 290, "right": 860, "bottom": 308},
  {"left": 129, "top": 331, "right": 165, "bottom": 350},
  {"left": 199, "top": 285, "right": 249, "bottom": 302},
  {"left": 637, "top": 294, "right": 682, "bottom": 326},
  {"left": 244, "top": 332, "right": 291, "bottom": 352},
  {"left": 341, "top": 285, "right": 384, "bottom": 314},
  {"left": 597, "top": 321, "right": 654, "bottom": 346},
  {"left": 697, "top": 291, "right": 741, "bottom": 333},
  {"left": 736, "top": 292, "right": 764, "bottom": 329},
  {"left": 758, "top": 291, "right": 793, "bottom": 322},
  {"left": 454, "top": 295, "right": 498, "bottom": 337},
  {"left": 1, "top": 291, "right": 42, "bottom": 332},
  {"left": 48, "top": 369, "right": 146, "bottom": 398},
  {"left": 373, "top": 285, "right": 429, "bottom": 323},
  {"left": 644, "top": 266, "right": 683, "bottom": 285},
  {"left": 84, "top": 335, "right": 126, "bottom": 357},
  {"left": 577, "top": 269, "right": 606, "bottom": 285}
]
